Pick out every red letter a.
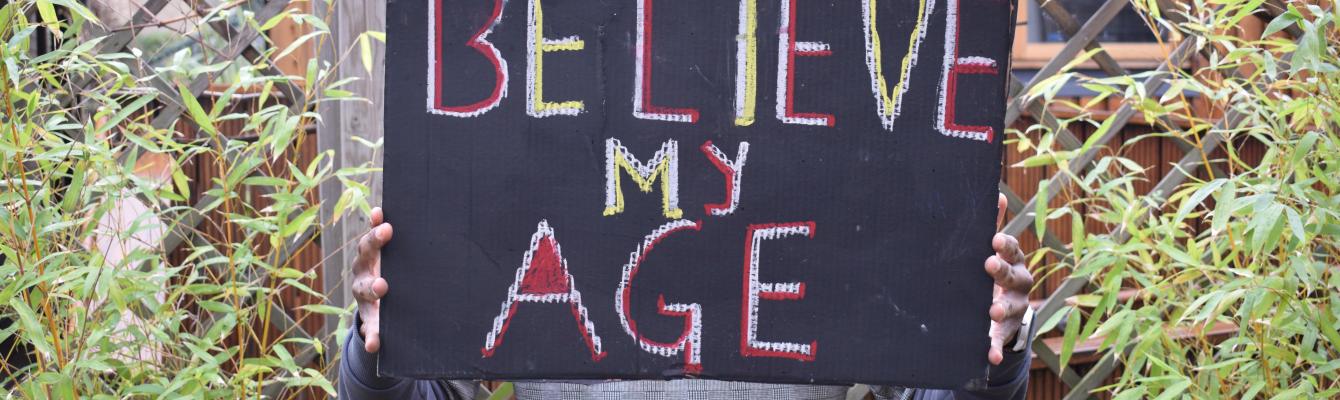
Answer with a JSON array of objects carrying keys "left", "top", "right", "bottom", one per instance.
[{"left": 481, "top": 220, "right": 606, "bottom": 361}]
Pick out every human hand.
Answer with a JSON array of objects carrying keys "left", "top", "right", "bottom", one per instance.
[
  {"left": 353, "top": 207, "right": 393, "bottom": 353},
  {"left": 986, "top": 193, "right": 1034, "bottom": 365}
]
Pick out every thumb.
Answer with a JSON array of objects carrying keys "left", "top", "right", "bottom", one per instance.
[{"left": 362, "top": 312, "right": 382, "bottom": 353}]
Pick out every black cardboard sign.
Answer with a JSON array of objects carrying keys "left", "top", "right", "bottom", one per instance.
[{"left": 381, "top": 0, "right": 1016, "bottom": 389}]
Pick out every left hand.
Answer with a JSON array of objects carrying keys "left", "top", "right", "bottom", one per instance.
[{"left": 986, "top": 193, "right": 1034, "bottom": 365}]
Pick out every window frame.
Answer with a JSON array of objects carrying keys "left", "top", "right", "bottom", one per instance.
[{"left": 1011, "top": 0, "right": 1179, "bottom": 70}]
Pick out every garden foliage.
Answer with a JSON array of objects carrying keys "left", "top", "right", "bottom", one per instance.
[
  {"left": 1016, "top": 0, "right": 1339, "bottom": 397},
  {"left": 0, "top": 0, "right": 375, "bottom": 396}
]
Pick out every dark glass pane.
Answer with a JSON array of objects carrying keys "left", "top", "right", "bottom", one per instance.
[{"left": 1034, "top": 0, "right": 1159, "bottom": 43}]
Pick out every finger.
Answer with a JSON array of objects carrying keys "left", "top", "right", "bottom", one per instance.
[
  {"left": 1007, "top": 262, "right": 1034, "bottom": 292},
  {"left": 994, "top": 253, "right": 1035, "bottom": 292},
  {"left": 991, "top": 256, "right": 1029, "bottom": 291},
  {"left": 364, "top": 320, "right": 381, "bottom": 353},
  {"left": 992, "top": 233, "right": 1025, "bottom": 265},
  {"left": 358, "top": 224, "right": 393, "bottom": 254},
  {"left": 353, "top": 274, "right": 391, "bottom": 302},
  {"left": 353, "top": 231, "right": 377, "bottom": 270},
  {"left": 370, "top": 207, "right": 384, "bottom": 227},
  {"left": 354, "top": 223, "right": 394, "bottom": 271},
  {"left": 352, "top": 275, "right": 380, "bottom": 303},
  {"left": 990, "top": 298, "right": 1028, "bottom": 322},
  {"left": 997, "top": 193, "right": 1007, "bottom": 230},
  {"left": 986, "top": 256, "right": 1035, "bottom": 293},
  {"left": 985, "top": 256, "right": 1016, "bottom": 287},
  {"left": 371, "top": 277, "right": 389, "bottom": 299}
]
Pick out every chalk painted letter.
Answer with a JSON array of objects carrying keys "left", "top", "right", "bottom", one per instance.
[
  {"left": 615, "top": 220, "right": 704, "bottom": 373},
  {"left": 937, "top": 0, "right": 999, "bottom": 141},
  {"left": 526, "top": 0, "right": 585, "bottom": 117},
  {"left": 633, "top": 0, "right": 700, "bottom": 123},
  {"left": 862, "top": 0, "right": 936, "bottom": 130},
  {"left": 482, "top": 221, "right": 606, "bottom": 361},
  {"left": 700, "top": 141, "right": 750, "bottom": 216},
  {"left": 427, "top": 0, "right": 508, "bottom": 117},
  {"left": 604, "top": 138, "right": 683, "bottom": 219},
  {"left": 741, "top": 222, "right": 817, "bottom": 361},
  {"left": 734, "top": 0, "right": 759, "bottom": 126},
  {"left": 776, "top": 0, "right": 834, "bottom": 127}
]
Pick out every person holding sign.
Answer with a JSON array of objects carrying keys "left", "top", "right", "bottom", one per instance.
[{"left": 339, "top": 194, "right": 1036, "bottom": 400}]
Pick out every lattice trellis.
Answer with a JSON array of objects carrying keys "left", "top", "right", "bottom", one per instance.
[{"left": 1001, "top": 0, "right": 1300, "bottom": 398}]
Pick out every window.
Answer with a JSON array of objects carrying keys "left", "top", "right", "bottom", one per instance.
[{"left": 1013, "top": 0, "right": 1176, "bottom": 69}]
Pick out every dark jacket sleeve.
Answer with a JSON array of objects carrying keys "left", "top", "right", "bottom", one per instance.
[
  {"left": 872, "top": 315, "right": 1036, "bottom": 400},
  {"left": 339, "top": 318, "right": 477, "bottom": 400},
  {"left": 929, "top": 334, "right": 1032, "bottom": 400}
]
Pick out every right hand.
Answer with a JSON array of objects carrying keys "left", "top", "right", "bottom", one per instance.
[{"left": 352, "top": 207, "right": 393, "bottom": 353}]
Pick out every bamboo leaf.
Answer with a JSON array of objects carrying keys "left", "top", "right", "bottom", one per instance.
[
  {"left": 1153, "top": 379, "right": 1192, "bottom": 400},
  {"left": 488, "top": 383, "right": 515, "bottom": 400},
  {"left": 1175, "top": 179, "right": 1226, "bottom": 223},
  {"left": 178, "top": 83, "right": 217, "bottom": 135},
  {"left": 1059, "top": 308, "right": 1081, "bottom": 369},
  {"left": 1034, "top": 180, "right": 1049, "bottom": 240},
  {"left": 35, "top": 0, "right": 58, "bottom": 31},
  {"left": 359, "top": 32, "right": 375, "bottom": 73}
]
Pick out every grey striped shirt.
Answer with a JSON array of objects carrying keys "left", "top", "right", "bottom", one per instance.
[{"left": 339, "top": 323, "right": 1029, "bottom": 400}]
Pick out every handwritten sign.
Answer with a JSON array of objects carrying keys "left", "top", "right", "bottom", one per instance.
[{"left": 381, "top": 0, "right": 1015, "bottom": 389}]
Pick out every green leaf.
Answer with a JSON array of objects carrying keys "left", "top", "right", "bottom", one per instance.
[
  {"left": 1226, "top": 0, "right": 1269, "bottom": 28},
  {"left": 1015, "top": 153, "right": 1053, "bottom": 168},
  {"left": 172, "top": 165, "right": 191, "bottom": 199},
  {"left": 243, "top": 176, "right": 290, "bottom": 187},
  {"left": 1070, "top": 209, "right": 1085, "bottom": 256},
  {"left": 1269, "top": 387, "right": 1308, "bottom": 400},
  {"left": 1153, "top": 379, "right": 1192, "bottom": 400},
  {"left": 283, "top": 278, "right": 325, "bottom": 298},
  {"left": 1211, "top": 180, "right": 1236, "bottom": 235},
  {"left": 273, "top": 267, "right": 306, "bottom": 280},
  {"left": 1082, "top": 115, "right": 1118, "bottom": 153},
  {"left": 1034, "top": 180, "right": 1049, "bottom": 240},
  {"left": 1175, "top": 179, "right": 1226, "bottom": 223},
  {"left": 1284, "top": 207, "right": 1305, "bottom": 245},
  {"left": 259, "top": 9, "right": 293, "bottom": 31},
  {"left": 95, "top": 94, "right": 158, "bottom": 136},
  {"left": 1293, "top": 131, "right": 1319, "bottom": 166},
  {"left": 359, "top": 32, "right": 375, "bottom": 73},
  {"left": 275, "top": 31, "right": 325, "bottom": 62},
  {"left": 178, "top": 83, "right": 217, "bottom": 135},
  {"left": 1261, "top": 7, "right": 1301, "bottom": 37},
  {"left": 1261, "top": 204, "right": 1288, "bottom": 254},
  {"left": 60, "top": 161, "right": 86, "bottom": 212},
  {"left": 324, "top": 88, "right": 354, "bottom": 98},
  {"left": 35, "top": 0, "right": 59, "bottom": 31},
  {"left": 280, "top": 206, "right": 319, "bottom": 238},
  {"left": 331, "top": 187, "right": 359, "bottom": 225},
  {"left": 1113, "top": 387, "right": 1147, "bottom": 400},
  {"left": 488, "top": 383, "right": 515, "bottom": 400},
  {"left": 1037, "top": 306, "right": 1072, "bottom": 335},
  {"left": 48, "top": 0, "right": 99, "bottom": 23},
  {"left": 1059, "top": 307, "right": 1081, "bottom": 369},
  {"left": 298, "top": 304, "right": 346, "bottom": 316}
]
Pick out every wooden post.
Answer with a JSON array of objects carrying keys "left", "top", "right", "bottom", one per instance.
[{"left": 317, "top": 0, "right": 385, "bottom": 361}]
